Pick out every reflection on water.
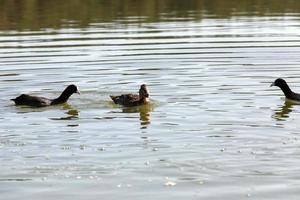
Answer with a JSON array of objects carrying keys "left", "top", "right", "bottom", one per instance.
[
  {"left": 1, "top": 0, "right": 300, "bottom": 30},
  {"left": 273, "top": 99, "right": 299, "bottom": 121},
  {"left": 14, "top": 103, "right": 76, "bottom": 113},
  {"left": 50, "top": 109, "right": 79, "bottom": 121},
  {"left": 122, "top": 103, "right": 154, "bottom": 128}
]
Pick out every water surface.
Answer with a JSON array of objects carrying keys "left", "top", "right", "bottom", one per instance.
[{"left": 1, "top": 0, "right": 300, "bottom": 199}]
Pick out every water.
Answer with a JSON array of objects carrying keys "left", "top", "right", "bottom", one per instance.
[{"left": 1, "top": 0, "right": 300, "bottom": 199}]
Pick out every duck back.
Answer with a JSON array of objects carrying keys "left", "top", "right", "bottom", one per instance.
[
  {"left": 110, "top": 94, "right": 144, "bottom": 107},
  {"left": 11, "top": 94, "right": 52, "bottom": 107}
]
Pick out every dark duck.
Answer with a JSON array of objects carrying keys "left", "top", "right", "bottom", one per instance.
[
  {"left": 11, "top": 84, "right": 80, "bottom": 107},
  {"left": 271, "top": 78, "right": 300, "bottom": 101},
  {"left": 110, "top": 84, "right": 150, "bottom": 107}
]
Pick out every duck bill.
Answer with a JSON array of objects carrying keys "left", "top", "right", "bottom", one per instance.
[
  {"left": 270, "top": 82, "right": 275, "bottom": 87},
  {"left": 76, "top": 90, "right": 81, "bottom": 94}
]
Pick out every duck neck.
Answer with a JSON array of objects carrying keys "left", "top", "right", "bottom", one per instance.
[
  {"left": 52, "top": 90, "right": 72, "bottom": 104},
  {"left": 279, "top": 83, "right": 294, "bottom": 99},
  {"left": 139, "top": 97, "right": 149, "bottom": 104}
]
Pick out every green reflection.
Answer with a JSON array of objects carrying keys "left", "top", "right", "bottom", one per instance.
[
  {"left": 122, "top": 103, "right": 154, "bottom": 128},
  {"left": 49, "top": 108, "right": 79, "bottom": 121},
  {"left": 273, "top": 100, "right": 299, "bottom": 121},
  {"left": 0, "top": 0, "right": 299, "bottom": 31}
]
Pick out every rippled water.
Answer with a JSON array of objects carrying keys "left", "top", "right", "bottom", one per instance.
[{"left": 1, "top": 1, "right": 300, "bottom": 199}]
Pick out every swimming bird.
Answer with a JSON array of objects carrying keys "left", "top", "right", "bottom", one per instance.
[
  {"left": 11, "top": 84, "right": 80, "bottom": 107},
  {"left": 270, "top": 78, "right": 300, "bottom": 101},
  {"left": 110, "top": 84, "right": 150, "bottom": 107}
]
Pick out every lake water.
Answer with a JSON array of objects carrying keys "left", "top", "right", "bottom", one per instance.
[{"left": 1, "top": 0, "right": 300, "bottom": 199}]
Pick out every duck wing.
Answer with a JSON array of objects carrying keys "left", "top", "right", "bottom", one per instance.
[
  {"left": 110, "top": 94, "right": 140, "bottom": 106},
  {"left": 287, "top": 92, "right": 300, "bottom": 101},
  {"left": 11, "top": 94, "right": 52, "bottom": 107}
]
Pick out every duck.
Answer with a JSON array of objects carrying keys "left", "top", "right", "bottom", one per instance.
[
  {"left": 110, "top": 84, "right": 150, "bottom": 107},
  {"left": 11, "top": 84, "right": 80, "bottom": 107},
  {"left": 270, "top": 78, "right": 300, "bottom": 101}
]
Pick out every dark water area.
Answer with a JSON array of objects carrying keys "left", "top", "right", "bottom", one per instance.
[
  {"left": 1, "top": 0, "right": 300, "bottom": 30},
  {"left": 1, "top": 0, "right": 300, "bottom": 199}
]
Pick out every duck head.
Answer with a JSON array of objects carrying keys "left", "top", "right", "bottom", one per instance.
[
  {"left": 270, "top": 78, "right": 295, "bottom": 99},
  {"left": 270, "top": 78, "right": 288, "bottom": 88},
  {"left": 139, "top": 84, "right": 149, "bottom": 98},
  {"left": 66, "top": 84, "right": 80, "bottom": 95}
]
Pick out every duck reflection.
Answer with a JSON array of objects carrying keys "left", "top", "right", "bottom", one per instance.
[
  {"left": 273, "top": 100, "right": 298, "bottom": 121},
  {"left": 122, "top": 103, "right": 154, "bottom": 128},
  {"left": 49, "top": 104, "right": 79, "bottom": 120}
]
